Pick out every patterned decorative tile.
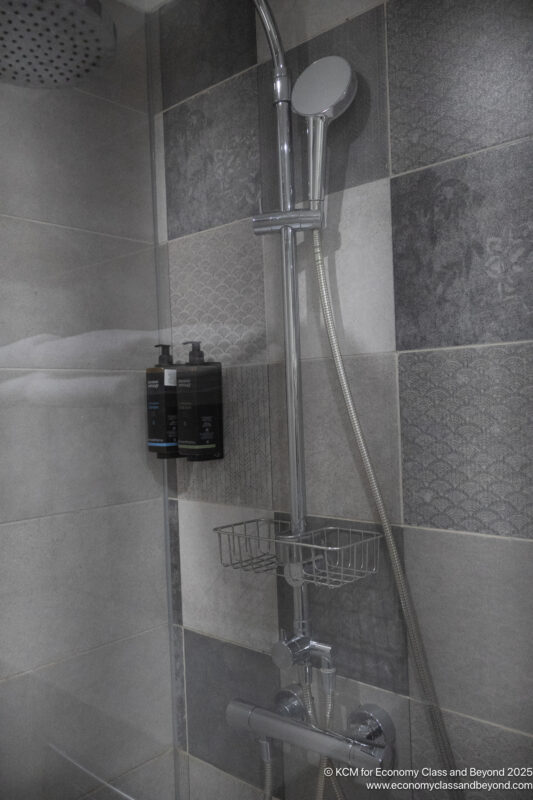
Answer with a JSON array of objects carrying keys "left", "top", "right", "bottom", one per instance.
[
  {"left": 410, "top": 702, "right": 533, "bottom": 800},
  {"left": 392, "top": 140, "right": 533, "bottom": 350},
  {"left": 168, "top": 218, "right": 266, "bottom": 365},
  {"left": 158, "top": 0, "right": 256, "bottom": 110},
  {"left": 184, "top": 630, "right": 282, "bottom": 790},
  {"left": 399, "top": 344, "right": 533, "bottom": 538},
  {"left": 278, "top": 517, "right": 408, "bottom": 694},
  {"left": 258, "top": 8, "right": 388, "bottom": 211},
  {"left": 387, "top": 0, "right": 533, "bottom": 173},
  {"left": 405, "top": 528, "right": 533, "bottom": 735},
  {"left": 164, "top": 69, "right": 260, "bottom": 239},
  {"left": 177, "top": 364, "right": 272, "bottom": 509},
  {"left": 269, "top": 355, "right": 401, "bottom": 523}
]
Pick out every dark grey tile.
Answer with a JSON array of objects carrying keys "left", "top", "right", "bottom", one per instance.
[
  {"left": 159, "top": 0, "right": 256, "bottom": 110},
  {"left": 189, "top": 757, "right": 263, "bottom": 800},
  {"left": 405, "top": 528, "right": 533, "bottom": 735},
  {"left": 164, "top": 69, "right": 260, "bottom": 239},
  {"left": 258, "top": 8, "right": 388, "bottom": 211},
  {"left": 399, "top": 344, "right": 533, "bottom": 538},
  {"left": 177, "top": 364, "right": 272, "bottom": 509},
  {"left": 184, "top": 630, "right": 281, "bottom": 789},
  {"left": 392, "top": 140, "right": 533, "bottom": 350},
  {"left": 173, "top": 625, "right": 187, "bottom": 750},
  {"left": 269, "top": 355, "right": 401, "bottom": 523},
  {"left": 168, "top": 218, "right": 266, "bottom": 366},
  {"left": 277, "top": 516, "right": 408, "bottom": 694},
  {"left": 169, "top": 499, "right": 182, "bottom": 626},
  {"left": 91, "top": 750, "right": 176, "bottom": 800},
  {"left": 387, "top": 0, "right": 533, "bottom": 173},
  {"left": 410, "top": 701, "right": 533, "bottom": 800}
]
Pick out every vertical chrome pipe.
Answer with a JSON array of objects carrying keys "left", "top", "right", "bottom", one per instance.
[{"left": 253, "top": 0, "right": 309, "bottom": 636}]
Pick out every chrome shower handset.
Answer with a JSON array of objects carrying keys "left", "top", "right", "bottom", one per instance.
[{"left": 291, "top": 56, "right": 357, "bottom": 210}]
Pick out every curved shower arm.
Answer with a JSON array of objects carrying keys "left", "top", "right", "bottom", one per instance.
[{"left": 253, "top": 0, "right": 288, "bottom": 78}]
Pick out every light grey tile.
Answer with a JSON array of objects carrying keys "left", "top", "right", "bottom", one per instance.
[
  {"left": 410, "top": 702, "right": 533, "bottom": 800},
  {"left": 270, "top": 355, "right": 401, "bottom": 522},
  {"left": 77, "top": 0, "right": 149, "bottom": 112},
  {"left": 159, "top": 0, "right": 256, "bottom": 110},
  {"left": 0, "top": 370, "right": 162, "bottom": 523},
  {"left": 256, "top": 0, "right": 384, "bottom": 61},
  {"left": 0, "top": 499, "right": 167, "bottom": 679},
  {"left": 0, "top": 628, "right": 174, "bottom": 800},
  {"left": 90, "top": 750, "right": 176, "bottom": 800},
  {"left": 189, "top": 756, "right": 264, "bottom": 800},
  {"left": 0, "top": 84, "right": 153, "bottom": 240},
  {"left": 178, "top": 499, "right": 278, "bottom": 653},
  {"left": 392, "top": 140, "right": 533, "bottom": 350},
  {"left": 177, "top": 364, "right": 272, "bottom": 509},
  {"left": 164, "top": 69, "right": 260, "bottom": 239},
  {"left": 0, "top": 217, "right": 158, "bottom": 369},
  {"left": 405, "top": 527, "right": 533, "bottom": 735},
  {"left": 399, "top": 344, "right": 533, "bottom": 538},
  {"left": 169, "top": 218, "right": 266, "bottom": 366},
  {"left": 259, "top": 9, "right": 388, "bottom": 210},
  {"left": 184, "top": 630, "right": 281, "bottom": 789},
  {"left": 282, "top": 675, "right": 411, "bottom": 800},
  {"left": 387, "top": 0, "right": 533, "bottom": 172},
  {"left": 264, "top": 180, "right": 395, "bottom": 363}
]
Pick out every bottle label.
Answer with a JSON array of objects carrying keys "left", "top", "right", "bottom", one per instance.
[{"left": 164, "top": 369, "right": 177, "bottom": 387}]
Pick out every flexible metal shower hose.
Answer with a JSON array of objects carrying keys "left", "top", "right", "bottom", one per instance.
[{"left": 312, "top": 229, "right": 462, "bottom": 800}]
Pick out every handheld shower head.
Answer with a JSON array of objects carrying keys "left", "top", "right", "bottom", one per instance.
[{"left": 292, "top": 56, "right": 357, "bottom": 209}]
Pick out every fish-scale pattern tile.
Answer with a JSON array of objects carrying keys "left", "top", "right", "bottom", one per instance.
[
  {"left": 387, "top": 0, "right": 533, "bottom": 172},
  {"left": 399, "top": 344, "right": 533, "bottom": 537},
  {"left": 168, "top": 218, "right": 266, "bottom": 366},
  {"left": 177, "top": 364, "right": 272, "bottom": 508}
]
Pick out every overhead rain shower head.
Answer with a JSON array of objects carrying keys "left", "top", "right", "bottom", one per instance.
[
  {"left": 0, "top": 0, "right": 116, "bottom": 88},
  {"left": 292, "top": 55, "right": 357, "bottom": 208}
]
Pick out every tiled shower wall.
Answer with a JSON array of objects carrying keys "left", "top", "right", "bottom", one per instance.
[
  {"left": 0, "top": 3, "right": 175, "bottom": 798},
  {"left": 155, "top": 0, "right": 533, "bottom": 798}
]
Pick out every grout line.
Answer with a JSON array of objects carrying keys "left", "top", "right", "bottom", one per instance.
[
  {"left": 0, "top": 212, "right": 153, "bottom": 245},
  {"left": 0, "top": 623, "right": 168, "bottom": 685},
  {"left": 187, "top": 752, "right": 277, "bottom": 797},
  {"left": 409, "top": 698, "right": 533, "bottom": 741},
  {"left": 0, "top": 495, "right": 164, "bottom": 530},
  {"left": 165, "top": 214, "right": 254, "bottom": 247},
  {"left": 0, "top": 367, "right": 147, "bottom": 374},
  {"left": 391, "top": 134, "right": 533, "bottom": 179},
  {"left": 72, "top": 87, "right": 148, "bottom": 117},
  {"left": 398, "top": 338, "right": 533, "bottom": 356},
  {"left": 182, "top": 625, "right": 272, "bottom": 658},
  {"left": 402, "top": 523, "right": 533, "bottom": 544},
  {"left": 160, "top": 64, "right": 258, "bottom": 116},
  {"left": 79, "top": 748, "right": 174, "bottom": 799}
]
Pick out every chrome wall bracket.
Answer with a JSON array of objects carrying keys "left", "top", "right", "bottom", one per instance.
[{"left": 252, "top": 208, "right": 323, "bottom": 235}]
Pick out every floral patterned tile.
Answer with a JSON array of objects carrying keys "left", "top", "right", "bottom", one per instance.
[{"left": 392, "top": 139, "right": 533, "bottom": 350}]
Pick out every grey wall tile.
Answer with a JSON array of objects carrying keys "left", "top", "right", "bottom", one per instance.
[
  {"left": 387, "top": 0, "right": 533, "bottom": 173},
  {"left": 168, "top": 218, "right": 266, "bottom": 365},
  {"left": 77, "top": 0, "right": 149, "bottom": 112},
  {"left": 177, "top": 364, "right": 272, "bottom": 509},
  {"left": 184, "top": 630, "right": 281, "bottom": 789},
  {"left": 178, "top": 499, "right": 278, "bottom": 653},
  {"left": 259, "top": 8, "right": 388, "bottom": 211},
  {"left": 169, "top": 499, "right": 182, "bottom": 626},
  {"left": 392, "top": 140, "right": 533, "bottom": 350},
  {"left": 90, "top": 749, "right": 176, "bottom": 800},
  {"left": 189, "top": 756, "right": 265, "bottom": 800},
  {"left": 173, "top": 625, "right": 187, "bottom": 751},
  {"left": 0, "top": 217, "right": 158, "bottom": 369},
  {"left": 159, "top": 0, "right": 256, "bottom": 110},
  {"left": 278, "top": 519, "right": 407, "bottom": 694},
  {"left": 405, "top": 527, "right": 533, "bottom": 735},
  {"left": 264, "top": 180, "right": 395, "bottom": 362},
  {"left": 256, "top": 0, "right": 385, "bottom": 62},
  {"left": 0, "top": 499, "right": 166, "bottom": 679},
  {"left": 399, "top": 344, "right": 533, "bottom": 537},
  {"left": 0, "top": 85, "right": 153, "bottom": 240},
  {"left": 0, "top": 370, "right": 161, "bottom": 523},
  {"left": 164, "top": 69, "right": 260, "bottom": 239},
  {"left": 0, "top": 627, "right": 174, "bottom": 800},
  {"left": 270, "top": 355, "right": 401, "bottom": 523},
  {"left": 410, "top": 701, "right": 533, "bottom": 800}
]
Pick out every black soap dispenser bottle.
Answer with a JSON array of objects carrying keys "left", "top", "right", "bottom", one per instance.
[
  {"left": 176, "top": 341, "right": 223, "bottom": 461},
  {"left": 146, "top": 344, "right": 180, "bottom": 459}
]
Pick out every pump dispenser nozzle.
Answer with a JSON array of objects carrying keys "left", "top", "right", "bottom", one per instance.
[
  {"left": 183, "top": 341, "right": 205, "bottom": 364},
  {"left": 155, "top": 344, "right": 173, "bottom": 365}
]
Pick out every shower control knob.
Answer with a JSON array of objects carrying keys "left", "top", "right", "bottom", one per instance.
[{"left": 272, "top": 636, "right": 311, "bottom": 670}]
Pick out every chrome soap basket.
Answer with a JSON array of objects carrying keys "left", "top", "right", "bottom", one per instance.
[{"left": 214, "top": 518, "right": 381, "bottom": 589}]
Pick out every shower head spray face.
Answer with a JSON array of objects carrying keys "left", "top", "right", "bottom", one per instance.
[
  {"left": 0, "top": 0, "right": 116, "bottom": 88},
  {"left": 292, "top": 55, "right": 357, "bottom": 208}
]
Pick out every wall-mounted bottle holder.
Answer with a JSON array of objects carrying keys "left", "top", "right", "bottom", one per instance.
[{"left": 214, "top": 518, "right": 381, "bottom": 589}]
